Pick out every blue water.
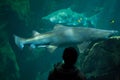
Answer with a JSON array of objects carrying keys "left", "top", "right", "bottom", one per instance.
[{"left": 0, "top": 0, "right": 120, "bottom": 80}]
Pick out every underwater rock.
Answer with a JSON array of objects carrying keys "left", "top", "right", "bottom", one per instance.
[
  {"left": 0, "top": 28, "right": 19, "bottom": 80},
  {"left": 0, "top": 41, "right": 20, "bottom": 80},
  {"left": 7, "top": 0, "right": 30, "bottom": 22},
  {"left": 0, "top": 0, "right": 30, "bottom": 24},
  {"left": 78, "top": 36, "right": 120, "bottom": 80}
]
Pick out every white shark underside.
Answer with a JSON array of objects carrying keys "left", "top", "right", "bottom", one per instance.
[{"left": 14, "top": 24, "right": 118, "bottom": 53}]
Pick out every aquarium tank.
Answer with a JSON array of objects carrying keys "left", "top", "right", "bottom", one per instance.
[{"left": 0, "top": 0, "right": 120, "bottom": 80}]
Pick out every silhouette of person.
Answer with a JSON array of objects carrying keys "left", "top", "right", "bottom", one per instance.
[{"left": 48, "top": 47, "right": 86, "bottom": 80}]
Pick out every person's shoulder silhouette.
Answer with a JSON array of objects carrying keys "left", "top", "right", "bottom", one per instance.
[{"left": 48, "top": 47, "right": 86, "bottom": 80}]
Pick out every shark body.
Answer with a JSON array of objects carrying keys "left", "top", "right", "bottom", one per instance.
[
  {"left": 14, "top": 24, "right": 118, "bottom": 53},
  {"left": 42, "top": 8, "right": 102, "bottom": 27}
]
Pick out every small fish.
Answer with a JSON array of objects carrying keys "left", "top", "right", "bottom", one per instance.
[
  {"left": 111, "top": 19, "right": 115, "bottom": 24},
  {"left": 14, "top": 24, "right": 118, "bottom": 53}
]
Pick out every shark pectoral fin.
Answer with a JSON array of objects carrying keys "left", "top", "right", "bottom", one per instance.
[
  {"left": 47, "top": 45, "right": 57, "bottom": 53},
  {"left": 77, "top": 42, "right": 91, "bottom": 53},
  {"left": 38, "top": 45, "right": 46, "bottom": 48},
  {"left": 30, "top": 44, "right": 36, "bottom": 48}
]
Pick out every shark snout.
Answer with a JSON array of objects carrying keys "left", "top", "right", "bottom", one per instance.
[
  {"left": 114, "top": 30, "right": 118, "bottom": 33},
  {"left": 109, "top": 30, "right": 119, "bottom": 37},
  {"left": 113, "top": 30, "right": 119, "bottom": 34}
]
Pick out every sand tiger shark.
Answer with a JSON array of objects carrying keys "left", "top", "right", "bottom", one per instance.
[
  {"left": 14, "top": 24, "right": 118, "bottom": 53},
  {"left": 42, "top": 8, "right": 103, "bottom": 27}
]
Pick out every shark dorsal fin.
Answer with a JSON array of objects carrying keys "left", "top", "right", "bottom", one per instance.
[
  {"left": 67, "top": 7, "right": 72, "bottom": 11},
  {"left": 66, "top": 8, "right": 73, "bottom": 13},
  {"left": 33, "top": 30, "right": 41, "bottom": 36},
  {"left": 54, "top": 24, "right": 67, "bottom": 30}
]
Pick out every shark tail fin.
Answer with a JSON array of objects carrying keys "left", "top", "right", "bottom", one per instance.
[
  {"left": 88, "top": 11, "right": 102, "bottom": 27},
  {"left": 14, "top": 35, "right": 25, "bottom": 49}
]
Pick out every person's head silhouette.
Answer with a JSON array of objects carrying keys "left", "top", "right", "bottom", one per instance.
[
  {"left": 48, "top": 47, "right": 86, "bottom": 80},
  {"left": 63, "top": 47, "right": 78, "bottom": 66}
]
